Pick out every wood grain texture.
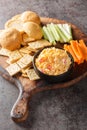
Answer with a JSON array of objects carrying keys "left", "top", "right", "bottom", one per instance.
[{"left": 0, "top": 17, "right": 87, "bottom": 122}]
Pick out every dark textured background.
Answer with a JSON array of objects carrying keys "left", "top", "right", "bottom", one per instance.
[{"left": 0, "top": 0, "right": 87, "bottom": 130}]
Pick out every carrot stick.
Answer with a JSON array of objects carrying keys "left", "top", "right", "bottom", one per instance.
[
  {"left": 75, "top": 41, "right": 84, "bottom": 62},
  {"left": 64, "top": 40, "right": 87, "bottom": 64},
  {"left": 64, "top": 44, "right": 69, "bottom": 51},
  {"left": 64, "top": 44, "right": 79, "bottom": 63},
  {"left": 67, "top": 45, "right": 78, "bottom": 62},
  {"left": 70, "top": 40, "right": 83, "bottom": 62},
  {"left": 79, "top": 40, "right": 87, "bottom": 60},
  {"left": 79, "top": 40, "right": 87, "bottom": 48}
]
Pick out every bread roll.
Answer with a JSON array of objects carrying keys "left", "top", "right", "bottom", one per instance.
[
  {"left": 0, "top": 28, "right": 22, "bottom": 51},
  {"left": 5, "top": 14, "right": 24, "bottom": 32},
  {"left": 21, "top": 11, "right": 41, "bottom": 25},
  {"left": 23, "top": 22, "right": 43, "bottom": 41},
  {"left": 5, "top": 11, "right": 41, "bottom": 31}
]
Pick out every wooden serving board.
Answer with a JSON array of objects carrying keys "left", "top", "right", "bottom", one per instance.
[{"left": 0, "top": 17, "right": 87, "bottom": 122}]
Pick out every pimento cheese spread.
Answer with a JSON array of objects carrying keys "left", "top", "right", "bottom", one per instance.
[{"left": 35, "top": 47, "right": 71, "bottom": 75}]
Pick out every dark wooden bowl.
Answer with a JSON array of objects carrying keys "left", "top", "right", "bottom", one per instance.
[
  {"left": 33, "top": 46, "right": 74, "bottom": 83},
  {"left": 0, "top": 17, "right": 87, "bottom": 122}
]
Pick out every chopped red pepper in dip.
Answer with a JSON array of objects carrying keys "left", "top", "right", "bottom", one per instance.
[{"left": 35, "top": 47, "right": 71, "bottom": 75}]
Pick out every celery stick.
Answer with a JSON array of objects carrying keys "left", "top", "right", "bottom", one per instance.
[
  {"left": 63, "top": 24, "right": 72, "bottom": 36},
  {"left": 47, "top": 24, "right": 56, "bottom": 41},
  {"left": 58, "top": 24, "right": 72, "bottom": 41},
  {"left": 54, "top": 25, "right": 63, "bottom": 43},
  {"left": 55, "top": 25, "right": 68, "bottom": 43},
  {"left": 57, "top": 24, "right": 69, "bottom": 42},
  {"left": 43, "top": 26, "right": 52, "bottom": 42},
  {"left": 65, "top": 24, "right": 73, "bottom": 40},
  {"left": 43, "top": 26, "right": 55, "bottom": 44},
  {"left": 46, "top": 26, "right": 56, "bottom": 45},
  {"left": 42, "top": 28, "right": 48, "bottom": 40},
  {"left": 47, "top": 23, "right": 60, "bottom": 41}
]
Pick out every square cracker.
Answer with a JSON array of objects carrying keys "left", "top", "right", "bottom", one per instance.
[
  {"left": 19, "top": 46, "right": 36, "bottom": 56},
  {"left": 28, "top": 39, "right": 51, "bottom": 50},
  {"left": 21, "top": 66, "right": 31, "bottom": 74},
  {"left": 6, "top": 63, "right": 21, "bottom": 76},
  {"left": 26, "top": 46, "right": 37, "bottom": 52},
  {"left": 19, "top": 46, "right": 31, "bottom": 54},
  {"left": 0, "top": 48, "right": 11, "bottom": 57},
  {"left": 17, "top": 60, "right": 27, "bottom": 69},
  {"left": 22, "top": 73, "right": 28, "bottom": 78},
  {"left": 7, "top": 50, "right": 22, "bottom": 64},
  {"left": 17, "top": 54, "right": 33, "bottom": 69},
  {"left": 27, "top": 69, "right": 40, "bottom": 80}
]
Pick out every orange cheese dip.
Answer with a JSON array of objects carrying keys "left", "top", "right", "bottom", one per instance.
[{"left": 35, "top": 47, "right": 71, "bottom": 75}]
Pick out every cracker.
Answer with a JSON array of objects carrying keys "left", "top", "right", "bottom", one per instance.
[
  {"left": 28, "top": 39, "right": 51, "bottom": 50},
  {"left": 6, "top": 59, "right": 12, "bottom": 64},
  {"left": 17, "top": 54, "right": 33, "bottom": 69},
  {"left": 19, "top": 46, "right": 31, "bottom": 54},
  {"left": 23, "top": 33, "right": 35, "bottom": 43},
  {"left": 0, "top": 48, "right": 11, "bottom": 57},
  {"left": 6, "top": 63, "right": 21, "bottom": 76},
  {"left": 27, "top": 69, "right": 40, "bottom": 80},
  {"left": 22, "top": 73, "right": 28, "bottom": 78},
  {"left": 17, "top": 60, "right": 27, "bottom": 69},
  {"left": 19, "top": 46, "right": 37, "bottom": 57},
  {"left": 19, "top": 54, "right": 33, "bottom": 65},
  {"left": 21, "top": 66, "right": 31, "bottom": 74},
  {"left": 7, "top": 50, "right": 22, "bottom": 63},
  {"left": 19, "top": 52, "right": 26, "bottom": 56},
  {"left": 27, "top": 46, "right": 37, "bottom": 52}
]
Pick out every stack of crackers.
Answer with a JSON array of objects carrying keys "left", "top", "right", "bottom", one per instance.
[{"left": 0, "top": 39, "right": 51, "bottom": 80}]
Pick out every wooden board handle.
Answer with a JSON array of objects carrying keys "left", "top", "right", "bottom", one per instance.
[
  {"left": 0, "top": 68, "right": 29, "bottom": 122},
  {"left": 11, "top": 92, "right": 30, "bottom": 122}
]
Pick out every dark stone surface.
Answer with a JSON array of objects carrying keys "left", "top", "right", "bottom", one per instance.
[{"left": 0, "top": 0, "right": 87, "bottom": 130}]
